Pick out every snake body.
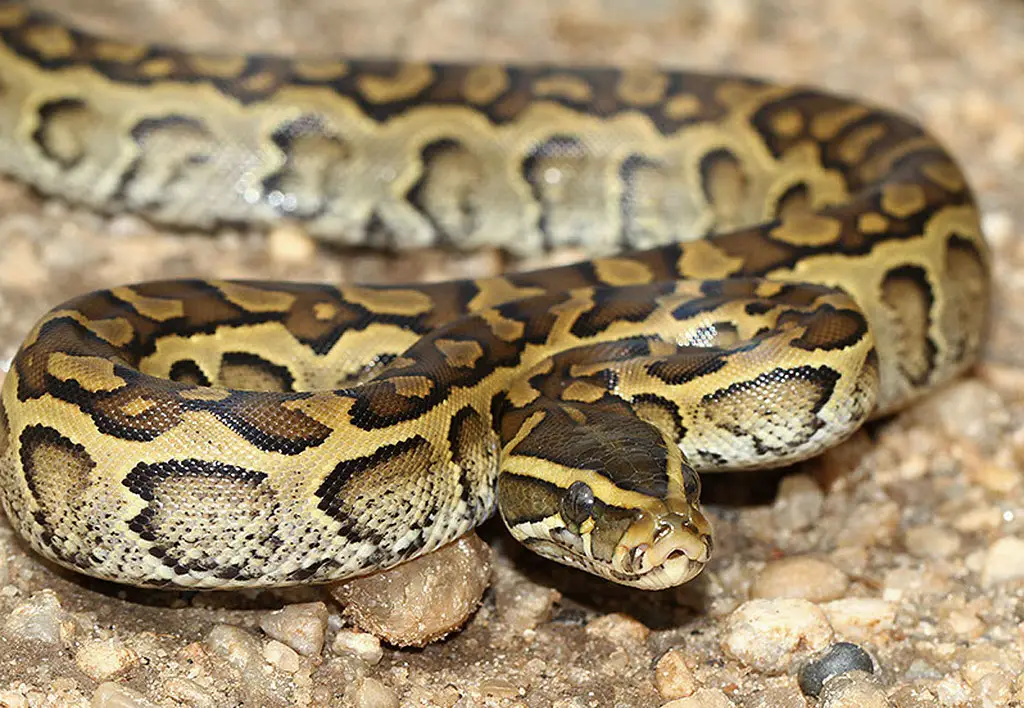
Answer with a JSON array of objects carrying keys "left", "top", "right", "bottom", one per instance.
[{"left": 0, "top": 1, "right": 990, "bottom": 589}]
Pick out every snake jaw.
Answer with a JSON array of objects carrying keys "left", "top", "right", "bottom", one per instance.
[{"left": 613, "top": 508, "right": 713, "bottom": 590}]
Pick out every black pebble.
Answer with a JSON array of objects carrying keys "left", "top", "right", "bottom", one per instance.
[{"left": 798, "top": 642, "right": 875, "bottom": 697}]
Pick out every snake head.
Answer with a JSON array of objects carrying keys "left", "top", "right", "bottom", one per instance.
[{"left": 497, "top": 405, "right": 713, "bottom": 590}]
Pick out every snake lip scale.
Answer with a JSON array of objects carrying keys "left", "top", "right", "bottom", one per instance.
[{"left": 0, "top": 0, "right": 991, "bottom": 591}]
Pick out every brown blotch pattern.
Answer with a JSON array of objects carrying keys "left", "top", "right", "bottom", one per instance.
[
  {"left": 700, "top": 365, "right": 840, "bottom": 457},
  {"left": 880, "top": 265, "right": 936, "bottom": 386}
]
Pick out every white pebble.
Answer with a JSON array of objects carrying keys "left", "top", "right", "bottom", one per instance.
[
  {"left": 722, "top": 599, "right": 833, "bottom": 673},
  {"left": 904, "top": 524, "right": 961, "bottom": 559},
  {"left": 771, "top": 475, "right": 824, "bottom": 532},
  {"left": 2, "top": 590, "right": 73, "bottom": 644},
  {"left": 205, "top": 625, "right": 263, "bottom": 671},
  {"left": 90, "top": 683, "right": 155, "bottom": 708},
  {"left": 585, "top": 612, "right": 650, "bottom": 644},
  {"left": 263, "top": 638, "right": 301, "bottom": 673},
  {"left": 818, "top": 671, "right": 889, "bottom": 707},
  {"left": 75, "top": 638, "right": 140, "bottom": 682},
  {"left": 655, "top": 647, "right": 697, "bottom": 700},
  {"left": 982, "top": 536, "right": 1024, "bottom": 586},
  {"left": 820, "top": 599, "right": 896, "bottom": 643},
  {"left": 332, "top": 629, "right": 384, "bottom": 665},
  {"left": 751, "top": 556, "right": 850, "bottom": 602},
  {"left": 352, "top": 677, "right": 399, "bottom": 708},
  {"left": 259, "top": 601, "right": 329, "bottom": 657}
]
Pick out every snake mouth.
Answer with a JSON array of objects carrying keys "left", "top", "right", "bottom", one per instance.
[{"left": 612, "top": 509, "right": 713, "bottom": 590}]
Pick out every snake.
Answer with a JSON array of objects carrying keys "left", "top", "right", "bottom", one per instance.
[{"left": 0, "top": 1, "right": 990, "bottom": 591}]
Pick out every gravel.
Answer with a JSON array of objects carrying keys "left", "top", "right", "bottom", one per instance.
[{"left": 2, "top": 0, "right": 1024, "bottom": 705}]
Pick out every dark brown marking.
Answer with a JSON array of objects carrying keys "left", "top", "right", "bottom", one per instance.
[
  {"left": 168, "top": 359, "right": 211, "bottom": 386},
  {"left": 219, "top": 352, "right": 295, "bottom": 392}
]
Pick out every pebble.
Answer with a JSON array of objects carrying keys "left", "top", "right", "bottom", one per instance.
[
  {"left": 661, "top": 688, "right": 736, "bottom": 707},
  {"left": 816, "top": 671, "right": 889, "bottom": 707},
  {"left": 744, "top": 685, "right": 808, "bottom": 707},
  {"left": 2, "top": 590, "right": 74, "bottom": 644},
  {"left": 494, "top": 576, "right": 561, "bottom": 634},
  {"left": 259, "top": 601, "right": 329, "bottom": 656},
  {"left": 331, "top": 629, "right": 384, "bottom": 665},
  {"left": 981, "top": 536, "right": 1024, "bottom": 586},
  {"left": 770, "top": 475, "right": 825, "bottom": 532},
  {"left": 0, "top": 691, "right": 28, "bottom": 708},
  {"left": 655, "top": 647, "right": 697, "bottom": 700},
  {"left": 263, "top": 639, "right": 301, "bottom": 673},
  {"left": 935, "top": 675, "right": 971, "bottom": 705},
  {"left": 584, "top": 612, "right": 651, "bottom": 645},
  {"left": 267, "top": 225, "right": 317, "bottom": 262},
  {"left": 90, "top": 683, "right": 155, "bottom": 708},
  {"left": 205, "top": 625, "right": 263, "bottom": 671},
  {"left": 74, "top": 638, "right": 140, "bottom": 682},
  {"left": 751, "top": 557, "right": 850, "bottom": 602},
  {"left": 820, "top": 599, "right": 896, "bottom": 643},
  {"left": 837, "top": 500, "right": 900, "bottom": 549},
  {"left": 903, "top": 524, "right": 961, "bottom": 559},
  {"left": 329, "top": 533, "right": 491, "bottom": 647},
  {"left": 479, "top": 678, "right": 521, "bottom": 698},
  {"left": 798, "top": 643, "right": 875, "bottom": 697},
  {"left": 943, "top": 608, "right": 985, "bottom": 639},
  {"left": 722, "top": 599, "right": 833, "bottom": 673},
  {"left": 162, "top": 678, "right": 218, "bottom": 708},
  {"left": 351, "top": 677, "right": 399, "bottom": 708}
]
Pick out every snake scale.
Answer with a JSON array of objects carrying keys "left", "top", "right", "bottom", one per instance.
[{"left": 0, "top": 1, "right": 990, "bottom": 590}]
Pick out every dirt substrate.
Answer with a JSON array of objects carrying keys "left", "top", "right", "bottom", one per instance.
[{"left": 2, "top": 0, "right": 1024, "bottom": 706}]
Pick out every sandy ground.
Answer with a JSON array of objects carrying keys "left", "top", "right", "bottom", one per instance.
[{"left": 2, "top": 0, "right": 1024, "bottom": 706}]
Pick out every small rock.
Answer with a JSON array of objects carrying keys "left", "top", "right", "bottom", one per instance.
[
  {"left": 838, "top": 500, "right": 900, "bottom": 549},
  {"left": 903, "top": 524, "right": 961, "bottom": 559},
  {"left": 722, "top": 599, "right": 833, "bottom": 673},
  {"left": 263, "top": 639, "right": 301, "bottom": 673},
  {"left": 771, "top": 475, "right": 824, "bottom": 532},
  {"left": 585, "top": 612, "right": 650, "bottom": 645},
  {"left": 935, "top": 675, "right": 971, "bottom": 705},
  {"left": 332, "top": 629, "right": 384, "bottom": 665},
  {"left": 944, "top": 609, "right": 985, "bottom": 639},
  {"left": 205, "top": 625, "right": 263, "bottom": 671},
  {"left": 798, "top": 643, "right": 875, "bottom": 697},
  {"left": 259, "top": 601, "right": 329, "bottom": 657},
  {"left": 817, "top": 671, "right": 889, "bottom": 707},
  {"left": 494, "top": 577, "right": 560, "bottom": 633},
  {"left": 820, "top": 599, "right": 896, "bottom": 642},
  {"left": 751, "top": 556, "right": 849, "bottom": 602},
  {"left": 329, "top": 533, "right": 491, "bottom": 647},
  {"left": 0, "top": 690, "right": 28, "bottom": 708},
  {"left": 90, "top": 683, "right": 154, "bottom": 708},
  {"left": 745, "top": 685, "right": 808, "bottom": 707},
  {"left": 655, "top": 647, "right": 697, "bottom": 700},
  {"left": 162, "top": 678, "right": 218, "bottom": 708},
  {"left": 661, "top": 688, "right": 736, "bottom": 707},
  {"left": 981, "top": 536, "right": 1024, "bottom": 586},
  {"left": 352, "top": 677, "right": 399, "bottom": 708},
  {"left": 2, "top": 590, "right": 73, "bottom": 644},
  {"left": 268, "top": 225, "right": 317, "bottom": 262},
  {"left": 479, "top": 678, "right": 520, "bottom": 698},
  {"left": 75, "top": 638, "right": 140, "bottom": 682}
]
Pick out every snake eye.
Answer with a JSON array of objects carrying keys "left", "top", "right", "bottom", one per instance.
[{"left": 560, "top": 481, "right": 595, "bottom": 526}]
